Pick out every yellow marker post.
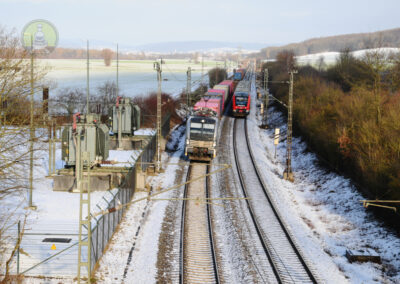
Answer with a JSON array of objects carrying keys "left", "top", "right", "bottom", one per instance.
[{"left": 51, "top": 244, "right": 56, "bottom": 250}]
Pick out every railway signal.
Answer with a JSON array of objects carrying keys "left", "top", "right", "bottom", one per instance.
[{"left": 274, "top": 128, "right": 280, "bottom": 160}]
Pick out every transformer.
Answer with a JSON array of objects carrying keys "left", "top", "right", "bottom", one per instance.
[
  {"left": 109, "top": 98, "right": 141, "bottom": 136},
  {"left": 62, "top": 113, "right": 109, "bottom": 167}
]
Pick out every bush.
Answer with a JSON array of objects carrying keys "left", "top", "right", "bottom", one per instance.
[
  {"left": 268, "top": 50, "right": 400, "bottom": 201},
  {"left": 132, "top": 92, "right": 179, "bottom": 127},
  {"left": 208, "top": 68, "right": 227, "bottom": 88}
]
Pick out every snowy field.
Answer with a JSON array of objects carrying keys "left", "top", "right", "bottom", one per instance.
[
  {"left": 296, "top": 47, "right": 400, "bottom": 66},
  {"left": 39, "top": 58, "right": 215, "bottom": 100}
]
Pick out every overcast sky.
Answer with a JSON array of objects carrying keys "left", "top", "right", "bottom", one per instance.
[{"left": 1, "top": 0, "right": 399, "bottom": 48}]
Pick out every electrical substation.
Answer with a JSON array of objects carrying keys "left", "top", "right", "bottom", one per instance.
[{"left": 109, "top": 97, "right": 143, "bottom": 150}]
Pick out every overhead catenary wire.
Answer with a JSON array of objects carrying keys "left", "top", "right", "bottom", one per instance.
[{"left": 91, "top": 163, "right": 231, "bottom": 217}]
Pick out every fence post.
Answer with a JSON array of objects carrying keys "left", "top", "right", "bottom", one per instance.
[
  {"left": 108, "top": 201, "right": 111, "bottom": 241},
  {"left": 17, "top": 220, "right": 20, "bottom": 275}
]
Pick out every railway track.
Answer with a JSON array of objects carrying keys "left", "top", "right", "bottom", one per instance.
[
  {"left": 233, "top": 118, "right": 318, "bottom": 284},
  {"left": 180, "top": 163, "right": 220, "bottom": 284}
]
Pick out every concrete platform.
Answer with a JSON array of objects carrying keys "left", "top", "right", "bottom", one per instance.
[
  {"left": 109, "top": 135, "right": 149, "bottom": 150},
  {"left": 52, "top": 167, "right": 131, "bottom": 192},
  {"left": 345, "top": 249, "right": 381, "bottom": 264}
]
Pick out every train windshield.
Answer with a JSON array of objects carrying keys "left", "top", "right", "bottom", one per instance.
[
  {"left": 235, "top": 93, "right": 248, "bottom": 106},
  {"left": 190, "top": 117, "right": 216, "bottom": 141}
]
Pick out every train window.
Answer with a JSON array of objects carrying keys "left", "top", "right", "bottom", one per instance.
[
  {"left": 235, "top": 94, "right": 248, "bottom": 106},
  {"left": 189, "top": 118, "right": 216, "bottom": 141},
  {"left": 190, "top": 122, "right": 202, "bottom": 129}
]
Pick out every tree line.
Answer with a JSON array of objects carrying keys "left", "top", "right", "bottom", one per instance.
[
  {"left": 256, "top": 28, "right": 400, "bottom": 59},
  {"left": 262, "top": 49, "right": 400, "bottom": 203}
]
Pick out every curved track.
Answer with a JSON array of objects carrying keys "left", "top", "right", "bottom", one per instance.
[
  {"left": 233, "top": 117, "right": 318, "bottom": 284},
  {"left": 180, "top": 163, "right": 220, "bottom": 284}
]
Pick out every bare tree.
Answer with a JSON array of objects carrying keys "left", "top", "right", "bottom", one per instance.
[
  {"left": 317, "top": 55, "right": 326, "bottom": 72},
  {"left": 362, "top": 35, "right": 388, "bottom": 126},
  {"left": 96, "top": 81, "right": 119, "bottom": 115},
  {"left": 0, "top": 26, "right": 47, "bottom": 281},
  {"left": 52, "top": 87, "right": 86, "bottom": 115},
  {"left": 102, "top": 48, "right": 113, "bottom": 66},
  {"left": 192, "top": 52, "right": 199, "bottom": 64},
  {"left": 276, "top": 50, "right": 297, "bottom": 72}
]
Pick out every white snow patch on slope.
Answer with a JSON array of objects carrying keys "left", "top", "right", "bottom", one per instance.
[{"left": 296, "top": 47, "right": 400, "bottom": 65}]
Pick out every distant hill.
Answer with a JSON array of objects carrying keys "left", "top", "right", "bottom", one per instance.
[
  {"left": 258, "top": 28, "right": 400, "bottom": 59},
  {"left": 132, "top": 41, "right": 268, "bottom": 53},
  {"left": 59, "top": 39, "right": 268, "bottom": 54}
]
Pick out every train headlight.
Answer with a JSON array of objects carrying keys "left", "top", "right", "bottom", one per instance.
[{"left": 186, "top": 139, "right": 189, "bottom": 145}]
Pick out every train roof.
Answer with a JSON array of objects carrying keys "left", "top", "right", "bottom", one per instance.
[
  {"left": 207, "top": 89, "right": 225, "bottom": 94},
  {"left": 234, "top": 91, "right": 249, "bottom": 96},
  {"left": 190, "top": 112, "right": 218, "bottom": 121},
  {"left": 219, "top": 80, "right": 233, "bottom": 84}
]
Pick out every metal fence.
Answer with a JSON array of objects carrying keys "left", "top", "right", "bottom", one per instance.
[
  {"left": 90, "top": 115, "right": 169, "bottom": 271},
  {"left": 90, "top": 133, "right": 157, "bottom": 271},
  {"left": 10, "top": 114, "right": 170, "bottom": 278}
]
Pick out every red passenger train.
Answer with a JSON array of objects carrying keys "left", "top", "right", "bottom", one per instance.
[{"left": 232, "top": 80, "right": 250, "bottom": 117}]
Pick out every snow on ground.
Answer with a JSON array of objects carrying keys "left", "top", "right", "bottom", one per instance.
[
  {"left": 296, "top": 47, "right": 400, "bottom": 66},
  {"left": 211, "top": 115, "right": 272, "bottom": 283},
  {"left": 131, "top": 128, "right": 155, "bottom": 136},
  {"left": 95, "top": 124, "right": 187, "bottom": 283},
  {"left": 0, "top": 131, "right": 145, "bottom": 281},
  {"left": 250, "top": 74, "right": 400, "bottom": 282},
  {"left": 108, "top": 149, "right": 141, "bottom": 167}
]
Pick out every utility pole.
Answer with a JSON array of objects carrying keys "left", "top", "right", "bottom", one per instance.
[
  {"left": 116, "top": 44, "right": 122, "bottom": 150},
  {"left": 154, "top": 60, "right": 162, "bottom": 172},
  {"left": 86, "top": 41, "right": 90, "bottom": 114},
  {"left": 201, "top": 54, "right": 204, "bottom": 88},
  {"left": 186, "top": 67, "right": 191, "bottom": 113},
  {"left": 77, "top": 151, "right": 91, "bottom": 284},
  {"left": 262, "top": 68, "right": 269, "bottom": 128},
  {"left": 52, "top": 122, "right": 55, "bottom": 174},
  {"left": 28, "top": 34, "right": 36, "bottom": 210},
  {"left": 237, "top": 46, "right": 242, "bottom": 67},
  {"left": 283, "top": 70, "right": 297, "bottom": 182},
  {"left": 48, "top": 120, "right": 56, "bottom": 175},
  {"left": 215, "top": 62, "right": 218, "bottom": 86},
  {"left": 116, "top": 44, "right": 119, "bottom": 99}
]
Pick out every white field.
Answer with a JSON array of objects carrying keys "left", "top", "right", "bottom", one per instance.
[
  {"left": 36, "top": 58, "right": 221, "bottom": 99},
  {"left": 296, "top": 47, "right": 400, "bottom": 66}
]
